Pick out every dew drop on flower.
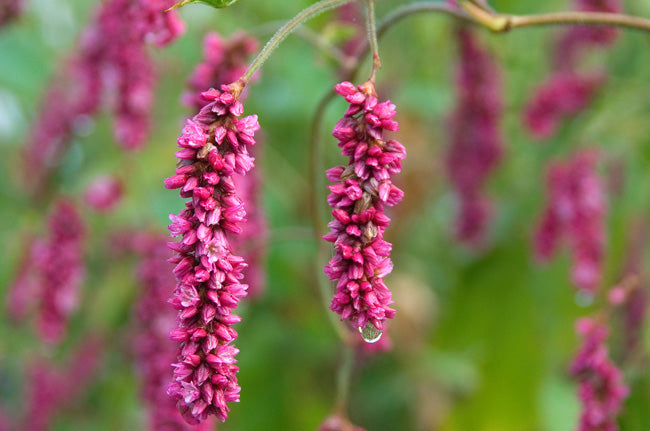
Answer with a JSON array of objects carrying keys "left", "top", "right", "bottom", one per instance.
[{"left": 359, "top": 323, "right": 382, "bottom": 343}]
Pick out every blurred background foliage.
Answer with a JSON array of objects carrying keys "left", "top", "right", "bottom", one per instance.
[{"left": 1, "top": 0, "right": 650, "bottom": 430}]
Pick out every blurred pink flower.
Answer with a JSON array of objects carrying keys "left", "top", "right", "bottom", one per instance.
[
  {"left": 571, "top": 317, "right": 628, "bottom": 431},
  {"left": 83, "top": 175, "right": 123, "bottom": 212},
  {"left": 447, "top": 27, "right": 503, "bottom": 245},
  {"left": 534, "top": 151, "right": 606, "bottom": 293}
]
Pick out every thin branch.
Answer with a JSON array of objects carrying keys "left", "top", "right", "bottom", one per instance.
[
  {"left": 364, "top": 0, "right": 381, "bottom": 82},
  {"left": 460, "top": 2, "right": 650, "bottom": 34},
  {"left": 232, "top": 0, "right": 354, "bottom": 94},
  {"left": 506, "top": 11, "right": 650, "bottom": 33}
]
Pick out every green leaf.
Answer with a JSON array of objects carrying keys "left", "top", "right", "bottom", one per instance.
[{"left": 167, "top": 0, "right": 240, "bottom": 10}]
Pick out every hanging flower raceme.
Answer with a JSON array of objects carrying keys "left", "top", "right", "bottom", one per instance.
[
  {"left": 6, "top": 200, "right": 86, "bottom": 344},
  {"left": 523, "top": 0, "right": 620, "bottom": 139},
  {"left": 447, "top": 27, "right": 503, "bottom": 245},
  {"left": 164, "top": 85, "right": 259, "bottom": 424},
  {"left": 571, "top": 317, "right": 628, "bottom": 431},
  {"left": 324, "top": 81, "right": 405, "bottom": 338},
  {"left": 24, "top": 0, "right": 184, "bottom": 191},
  {"left": 36, "top": 200, "right": 86, "bottom": 344},
  {"left": 534, "top": 151, "right": 606, "bottom": 293},
  {"left": 183, "top": 30, "right": 267, "bottom": 298},
  {"left": 132, "top": 233, "right": 214, "bottom": 431},
  {"left": 555, "top": 0, "right": 622, "bottom": 70},
  {"left": 524, "top": 73, "right": 603, "bottom": 140},
  {"left": 19, "top": 339, "right": 102, "bottom": 431}
]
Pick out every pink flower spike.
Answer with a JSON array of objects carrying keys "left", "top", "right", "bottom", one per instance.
[
  {"left": 324, "top": 80, "right": 404, "bottom": 336},
  {"left": 167, "top": 85, "right": 259, "bottom": 424}
]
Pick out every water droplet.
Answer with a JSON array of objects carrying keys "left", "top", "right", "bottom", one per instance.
[
  {"left": 359, "top": 323, "right": 382, "bottom": 343},
  {"left": 575, "top": 290, "right": 594, "bottom": 307}
]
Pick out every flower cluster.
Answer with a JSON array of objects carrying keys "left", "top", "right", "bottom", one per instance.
[
  {"left": 447, "top": 27, "right": 503, "bottom": 245},
  {"left": 183, "top": 31, "right": 258, "bottom": 110},
  {"left": 184, "top": 30, "right": 267, "bottom": 298},
  {"left": 18, "top": 339, "right": 102, "bottom": 431},
  {"left": 524, "top": 73, "right": 603, "bottom": 139},
  {"left": 324, "top": 81, "right": 405, "bottom": 334},
  {"left": 534, "top": 151, "right": 606, "bottom": 293},
  {"left": 555, "top": 0, "right": 622, "bottom": 70},
  {"left": 25, "top": 0, "right": 184, "bottom": 191},
  {"left": 524, "top": 0, "right": 620, "bottom": 139},
  {"left": 571, "top": 317, "right": 628, "bottom": 431},
  {"left": 165, "top": 85, "right": 259, "bottom": 424},
  {"left": 81, "top": 0, "right": 184, "bottom": 149},
  {"left": 7, "top": 200, "right": 85, "bottom": 344},
  {"left": 132, "top": 233, "right": 214, "bottom": 431}
]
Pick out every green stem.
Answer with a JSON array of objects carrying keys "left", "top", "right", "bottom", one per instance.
[
  {"left": 308, "top": 1, "right": 468, "bottom": 343},
  {"left": 506, "top": 11, "right": 650, "bottom": 33},
  {"left": 249, "top": 20, "right": 350, "bottom": 67},
  {"left": 365, "top": 0, "right": 381, "bottom": 82},
  {"left": 232, "top": 0, "right": 355, "bottom": 93},
  {"left": 334, "top": 342, "right": 354, "bottom": 414},
  {"left": 460, "top": 2, "right": 650, "bottom": 34}
]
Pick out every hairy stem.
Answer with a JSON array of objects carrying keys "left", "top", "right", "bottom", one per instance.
[
  {"left": 232, "top": 0, "right": 354, "bottom": 94},
  {"left": 364, "top": 0, "right": 381, "bottom": 82}
]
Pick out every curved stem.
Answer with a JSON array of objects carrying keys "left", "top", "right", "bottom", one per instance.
[
  {"left": 232, "top": 0, "right": 354, "bottom": 94},
  {"left": 308, "top": 1, "right": 467, "bottom": 343},
  {"left": 460, "top": 1, "right": 650, "bottom": 34},
  {"left": 334, "top": 342, "right": 354, "bottom": 414},
  {"left": 249, "top": 20, "right": 350, "bottom": 67},
  {"left": 506, "top": 11, "right": 650, "bottom": 33},
  {"left": 364, "top": 0, "right": 381, "bottom": 82}
]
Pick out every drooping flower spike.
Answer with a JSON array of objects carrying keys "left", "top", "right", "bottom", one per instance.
[
  {"left": 165, "top": 85, "right": 259, "bottom": 424},
  {"left": 534, "top": 150, "right": 606, "bottom": 293},
  {"left": 571, "top": 317, "right": 628, "bottom": 431},
  {"left": 447, "top": 26, "right": 503, "bottom": 245},
  {"left": 324, "top": 80, "right": 405, "bottom": 337},
  {"left": 184, "top": 30, "right": 267, "bottom": 298}
]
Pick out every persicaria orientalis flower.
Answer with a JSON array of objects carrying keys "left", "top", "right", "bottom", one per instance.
[
  {"left": 324, "top": 80, "right": 405, "bottom": 335},
  {"left": 534, "top": 151, "right": 606, "bottom": 293},
  {"left": 184, "top": 30, "right": 267, "bottom": 298},
  {"left": 165, "top": 85, "right": 259, "bottom": 424},
  {"left": 447, "top": 27, "right": 503, "bottom": 245},
  {"left": 7, "top": 199, "right": 86, "bottom": 344},
  {"left": 524, "top": 0, "right": 620, "bottom": 139},
  {"left": 571, "top": 317, "right": 628, "bottom": 431}
]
